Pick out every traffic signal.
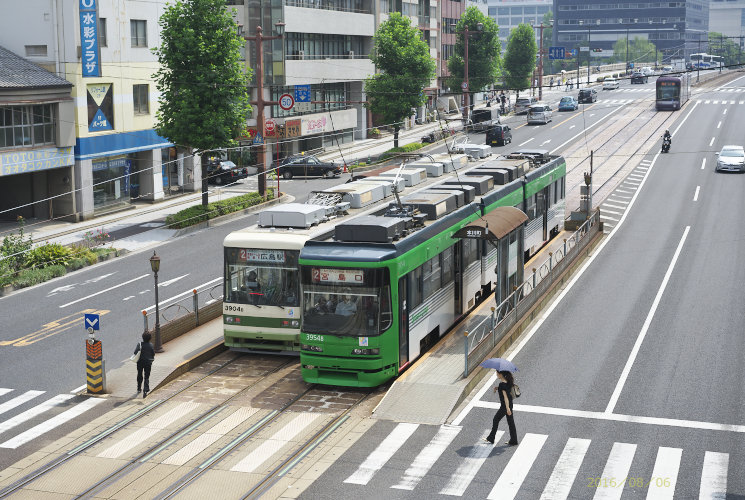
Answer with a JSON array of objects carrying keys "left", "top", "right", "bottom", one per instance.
[{"left": 592, "top": 48, "right": 603, "bottom": 53}]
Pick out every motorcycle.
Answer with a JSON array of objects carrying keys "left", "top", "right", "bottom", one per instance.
[{"left": 661, "top": 137, "right": 671, "bottom": 153}]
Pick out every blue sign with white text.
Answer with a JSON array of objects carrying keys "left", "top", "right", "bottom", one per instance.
[
  {"left": 548, "top": 47, "right": 565, "bottom": 60},
  {"left": 79, "top": 0, "right": 101, "bottom": 77},
  {"left": 295, "top": 85, "right": 311, "bottom": 103}
]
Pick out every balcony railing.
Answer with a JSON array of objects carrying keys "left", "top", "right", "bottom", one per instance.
[{"left": 285, "top": 0, "right": 372, "bottom": 15}]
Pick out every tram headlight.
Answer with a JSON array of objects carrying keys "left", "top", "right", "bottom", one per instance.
[
  {"left": 301, "top": 344, "right": 323, "bottom": 352},
  {"left": 351, "top": 348, "right": 380, "bottom": 355}
]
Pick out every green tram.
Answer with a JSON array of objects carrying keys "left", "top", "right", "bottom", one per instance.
[{"left": 298, "top": 154, "right": 567, "bottom": 386}]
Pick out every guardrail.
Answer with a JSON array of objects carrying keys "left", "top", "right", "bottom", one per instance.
[
  {"left": 142, "top": 282, "right": 224, "bottom": 344},
  {"left": 463, "top": 211, "right": 601, "bottom": 377}
]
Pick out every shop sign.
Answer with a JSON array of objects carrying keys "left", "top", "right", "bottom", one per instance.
[
  {"left": 79, "top": 0, "right": 101, "bottom": 77},
  {"left": 241, "top": 128, "right": 258, "bottom": 141},
  {"left": 283, "top": 119, "right": 301, "bottom": 138},
  {"left": 87, "top": 83, "right": 114, "bottom": 131},
  {"left": 0, "top": 147, "right": 74, "bottom": 176},
  {"left": 300, "top": 109, "right": 357, "bottom": 136}
]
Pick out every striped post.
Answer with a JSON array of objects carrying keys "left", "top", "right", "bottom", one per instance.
[{"left": 86, "top": 339, "right": 105, "bottom": 394}]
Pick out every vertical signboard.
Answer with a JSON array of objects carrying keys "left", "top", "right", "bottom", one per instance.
[{"left": 79, "top": 0, "right": 101, "bottom": 77}]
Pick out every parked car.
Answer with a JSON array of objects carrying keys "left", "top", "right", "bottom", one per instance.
[
  {"left": 205, "top": 160, "right": 249, "bottom": 185},
  {"left": 277, "top": 154, "right": 342, "bottom": 179},
  {"left": 578, "top": 88, "right": 598, "bottom": 103},
  {"left": 514, "top": 96, "right": 538, "bottom": 114},
  {"left": 558, "top": 96, "right": 579, "bottom": 111},
  {"left": 469, "top": 107, "right": 501, "bottom": 132},
  {"left": 603, "top": 78, "right": 620, "bottom": 90},
  {"left": 630, "top": 72, "right": 648, "bottom": 84},
  {"left": 641, "top": 66, "right": 654, "bottom": 76},
  {"left": 486, "top": 124, "right": 512, "bottom": 146},
  {"left": 715, "top": 145, "right": 745, "bottom": 173},
  {"left": 527, "top": 104, "right": 552, "bottom": 125}
]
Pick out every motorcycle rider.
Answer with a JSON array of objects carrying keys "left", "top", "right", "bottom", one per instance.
[{"left": 662, "top": 129, "right": 671, "bottom": 152}]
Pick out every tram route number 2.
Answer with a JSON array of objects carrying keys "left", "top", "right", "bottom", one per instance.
[{"left": 312, "top": 268, "right": 364, "bottom": 284}]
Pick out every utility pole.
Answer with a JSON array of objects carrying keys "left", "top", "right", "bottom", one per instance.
[
  {"left": 532, "top": 23, "right": 549, "bottom": 101},
  {"left": 245, "top": 22, "right": 285, "bottom": 200},
  {"left": 457, "top": 22, "right": 483, "bottom": 128}
]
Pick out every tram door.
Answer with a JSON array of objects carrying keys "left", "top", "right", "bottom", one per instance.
[
  {"left": 539, "top": 187, "right": 548, "bottom": 242},
  {"left": 398, "top": 277, "right": 409, "bottom": 370},
  {"left": 453, "top": 241, "right": 463, "bottom": 315}
]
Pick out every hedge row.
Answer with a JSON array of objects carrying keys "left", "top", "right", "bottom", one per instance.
[
  {"left": 1, "top": 247, "right": 118, "bottom": 289},
  {"left": 379, "top": 142, "right": 426, "bottom": 160},
  {"left": 165, "top": 189, "right": 275, "bottom": 229}
]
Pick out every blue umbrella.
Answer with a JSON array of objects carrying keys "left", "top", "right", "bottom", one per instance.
[{"left": 479, "top": 358, "right": 518, "bottom": 372}]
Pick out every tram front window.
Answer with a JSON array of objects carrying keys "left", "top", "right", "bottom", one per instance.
[
  {"left": 657, "top": 83, "right": 679, "bottom": 100},
  {"left": 301, "top": 267, "right": 392, "bottom": 337},
  {"left": 224, "top": 248, "right": 299, "bottom": 307}
]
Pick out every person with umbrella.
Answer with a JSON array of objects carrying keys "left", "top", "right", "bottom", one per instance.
[{"left": 481, "top": 358, "right": 519, "bottom": 446}]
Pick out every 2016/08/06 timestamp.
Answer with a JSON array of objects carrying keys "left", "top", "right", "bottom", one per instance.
[{"left": 587, "top": 477, "right": 672, "bottom": 488}]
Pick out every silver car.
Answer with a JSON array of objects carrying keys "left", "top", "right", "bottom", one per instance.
[
  {"left": 527, "top": 104, "right": 552, "bottom": 125},
  {"left": 715, "top": 145, "right": 745, "bottom": 173}
]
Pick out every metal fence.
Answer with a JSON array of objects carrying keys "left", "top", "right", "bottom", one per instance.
[
  {"left": 142, "top": 282, "right": 224, "bottom": 343},
  {"left": 464, "top": 211, "right": 601, "bottom": 377}
]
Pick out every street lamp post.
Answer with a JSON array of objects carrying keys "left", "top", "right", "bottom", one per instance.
[
  {"left": 149, "top": 251, "right": 163, "bottom": 353},
  {"left": 244, "top": 21, "right": 285, "bottom": 200},
  {"left": 457, "top": 22, "right": 483, "bottom": 127}
]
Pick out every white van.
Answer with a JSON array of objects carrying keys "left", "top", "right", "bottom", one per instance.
[
  {"left": 527, "top": 104, "right": 552, "bottom": 124},
  {"left": 641, "top": 67, "right": 654, "bottom": 76},
  {"left": 514, "top": 96, "right": 538, "bottom": 114}
]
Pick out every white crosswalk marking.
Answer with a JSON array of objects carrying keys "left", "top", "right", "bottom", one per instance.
[
  {"left": 163, "top": 407, "right": 258, "bottom": 466},
  {"left": 0, "top": 389, "right": 11, "bottom": 397},
  {"left": 440, "top": 431, "right": 503, "bottom": 496},
  {"left": 488, "top": 433, "right": 548, "bottom": 500},
  {"left": 0, "top": 394, "right": 74, "bottom": 435},
  {"left": 0, "top": 390, "right": 45, "bottom": 417},
  {"left": 646, "top": 447, "right": 682, "bottom": 499},
  {"left": 97, "top": 402, "right": 200, "bottom": 459},
  {"left": 231, "top": 412, "right": 320, "bottom": 474},
  {"left": 705, "top": 100, "right": 711, "bottom": 104},
  {"left": 699, "top": 451, "right": 728, "bottom": 499},
  {"left": 593, "top": 442, "right": 637, "bottom": 500},
  {"left": 602, "top": 203, "right": 627, "bottom": 210},
  {"left": 0, "top": 398, "right": 104, "bottom": 449},
  {"left": 344, "top": 422, "right": 419, "bottom": 485},
  {"left": 392, "top": 424, "right": 461, "bottom": 490},
  {"left": 540, "top": 437, "right": 591, "bottom": 500}
]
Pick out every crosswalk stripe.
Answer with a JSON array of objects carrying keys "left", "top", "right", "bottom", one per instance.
[
  {"left": 0, "top": 398, "right": 104, "bottom": 449},
  {"left": 440, "top": 431, "right": 503, "bottom": 496},
  {"left": 345, "top": 422, "right": 418, "bottom": 485},
  {"left": 0, "top": 394, "right": 73, "bottom": 435},
  {"left": 163, "top": 407, "right": 258, "bottom": 466},
  {"left": 392, "top": 424, "right": 461, "bottom": 490},
  {"left": 97, "top": 401, "right": 200, "bottom": 459},
  {"left": 488, "top": 433, "right": 548, "bottom": 500},
  {"left": 0, "top": 389, "right": 11, "bottom": 397},
  {"left": 231, "top": 412, "right": 320, "bottom": 474},
  {"left": 593, "top": 442, "right": 636, "bottom": 500},
  {"left": 699, "top": 451, "right": 728, "bottom": 499},
  {"left": 602, "top": 203, "right": 627, "bottom": 210},
  {"left": 713, "top": 101, "right": 719, "bottom": 104},
  {"left": 540, "top": 437, "right": 591, "bottom": 500},
  {"left": 0, "top": 390, "right": 45, "bottom": 417},
  {"left": 740, "top": 101, "right": 744, "bottom": 105},
  {"left": 646, "top": 447, "right": 682, "bottom": 499}
]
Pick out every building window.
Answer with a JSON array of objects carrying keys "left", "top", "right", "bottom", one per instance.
[
  {"left": 99, "top": 18, "right": 107, "bottom": 47},
  {"left": 131, "top": 20, "right": 147, "bottom": 47},
  {"left": 24, "top": 45, "right": 47, "bottom": 57},
  {"left": 133, "top": 85, "right": 149, "bottom": 114},
  {"left": 0, "top": 104, "right": 55, "bottom": 148}
]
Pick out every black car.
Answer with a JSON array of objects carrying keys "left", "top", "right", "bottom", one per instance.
[
  {"left": 486, "top": 124, "right": 512, "bottom": 146},
  {"left": 630, "top": 72, "right": 648, "bottom": 84},
  {"left": 205, "top": 160, "right": 248, "bottom": 185},
  {"left": 277, "top": 155, "right": 342, "bottom": 179},
  {"left": 578, "top": 88, "right": 598, "bottom": 103}
]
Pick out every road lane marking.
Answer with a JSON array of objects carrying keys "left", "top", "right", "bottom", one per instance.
[
  {"left": 701, "top": 158, "right": 706, "bottom": 170},
  {"left": 440, "top": 432, "right": 502, "bottom": 496},
  {"left": 488, "top": 433, "right": 547, "bottom": 500},
  {"left": 717, "top": 121, "right": 722, "bottom": 129},
  {"left": 540, "top": 438, "right": 591, "bottom": 500},
  {"left": 550, "top": 105, "right": 621, "bottom": 155},
  {"left": 569, "top": 125, "right": 576, "bottom": 129},
  {"left": 159, "top": 273, "right": 189, "bottom": 287},
  {"left": 0, "top": 394, "right": 74, "bottom": 435},
  {"left": 123, "top": 296, "right": 135, "bottom": 301},
  {"left": 392, "top": 424, "right": 461, "bottom": 490},
  {"left": 551, "top": 112, "right": 579, "bottom": 129},
  {"left": 70, "top": 385, "right": 86, "bottom": 394},
  {"left": 594, "top": 443, "right": 636, "bottom": 500},
  {"left": 142, "top": 277, "right": 222, "bottom": 312},
  {"left": 709, "top": 137, "right": 715, "bottom": 147},
  {"left": 694, "top": 186, "right": 700, "bottom": 201},
  {"left": 0, "top": 309, "right": 109, "bottom": 346},
  {"left": 519, "top": 137, "right": 534, "bottom": 146},
  {"left": 605, "top": 226, "right": 690, "bottom": 414},
  {"left": 541, "top": 139, "right": 551, "bottom": 146},
  {"left": 0, "top": 389, "right": 10, "bottom": 397},
  {"left": 699, "top": 451, "right": 728, "bottom": 499},
  {"left": 603, "top": 203, "right": 627, "bottom": 210},
  {"left": 646, "top": 447, "right": 682, "bottom": 499},
  {"left": 0, "top": 391, "right": 45, "bottom": 416},
  {"left": 59, "top": 274, "right": 149, "bottom": 308},
  {"left": 723, "top": 108, "right": 728, "bottom": 115},
  {"left": 345, "top": 422, "right": 418, "bottom": 485}
]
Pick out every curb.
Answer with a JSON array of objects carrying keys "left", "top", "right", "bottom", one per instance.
[{"left": 151, "top": 340, "right": 228, "bottom": 393}]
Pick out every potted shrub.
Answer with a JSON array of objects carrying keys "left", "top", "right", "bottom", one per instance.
[{"left": 368, "top": 128, "right": 381, "bottom": 139}]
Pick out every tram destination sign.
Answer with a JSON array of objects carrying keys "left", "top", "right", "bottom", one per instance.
[
  {"left": 240, "top": 249, "right": 285, "bottom": 263},
  {"left": 312, "top": 268, "right": 364, "bottom": 285}
]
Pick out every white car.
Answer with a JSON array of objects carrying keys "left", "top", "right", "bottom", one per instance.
[
  {"left": 603, "top": 78, "right": 620, "bottom": 90},
  {"left": 526, "top": 104, "right": 552, "bottom": 124},
  {"left": 715, "top": 145, "right": 745, "bottom": 173}
]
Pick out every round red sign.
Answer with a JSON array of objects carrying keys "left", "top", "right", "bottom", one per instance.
[{"left": 265, "top": 119, "right": 276, "bottom": 134}]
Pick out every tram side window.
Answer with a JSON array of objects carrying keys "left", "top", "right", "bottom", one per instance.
[
  {"left": 441, "top": 246, "right": 453, "bottom": 285},
  {"left": 422, "top": 255, "right": 442, "bottom": 300},
  {"left": 409, "top": 266, "right": 423, "bottom": 309},
  {"left": 536, "top": 190, "right": 546, "bottom": 215},
  {"left": 464, "top": 237, "right": 479, "bottom": 266},
  {"left": 524, "top": 196, "right": 536, "bottom": 220},
  {"left": 561, "top": 177, "right": 565, "bottom": 200}
]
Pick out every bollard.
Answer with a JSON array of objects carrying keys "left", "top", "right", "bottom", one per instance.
[
  {"left": 549, "top": 252, "right": 553, "bottom": 272},
  {"left": 563, "top": 238, "right": 567, "bottom": 259},
  {"left": 532, "top": 268, "right": 537, "bottom": 289},
  {"left": 86, "top": 337, "right": 105, "bottom": 394},
  {"left": 142, "top": 310, "right": 148, "bottom": 332},
  {"left": 193, "top": 289, "right": 199, "bottom": 326}
]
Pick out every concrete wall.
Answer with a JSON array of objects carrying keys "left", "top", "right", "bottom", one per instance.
[
  {"left": 135, "top": 149, "right": 164, "bottom": 202},
  {"left": 74, "top": 158, "right": 94, "bottom": 220}
]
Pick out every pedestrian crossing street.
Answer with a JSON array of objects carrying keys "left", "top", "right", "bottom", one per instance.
[
  {"left": 0, "top": 387, "right": 103, "bottom": 449},
  {"left": 599, "top": 160, "right": 649, "bottom": 233},
  {"left": 341, "top": 421, "right": 732, "bottom": 499}
]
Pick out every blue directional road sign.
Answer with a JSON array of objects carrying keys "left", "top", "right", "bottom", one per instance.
[
  {"left": 548, "top": 46, "right": 565, "bottom": 60},
  {"left": 294, "top": 84, "right": 311, "bottom": 103},
  {"left": 84, "top": 313, "right": 100, "bottom": 331},
  {"left": 568, "top": 49, "right": 577, "bottom": 57}
]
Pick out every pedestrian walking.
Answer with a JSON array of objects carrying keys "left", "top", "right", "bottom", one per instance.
[
  {"left": 484, "top": 370, "right": 518, "bottom": 445},
  {"left": 549, "top": 77, "right": 554, "bottom": 88},
  {"left": 134, "top": 332, "right": 155, "bottom": 398}
]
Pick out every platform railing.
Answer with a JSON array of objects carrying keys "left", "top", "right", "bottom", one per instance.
[
  {"left": 142, "top": 282, "right": 224, "bottom": 344},
  {"left": 464, "top": 211, "right": 600, "bottom": 377}
]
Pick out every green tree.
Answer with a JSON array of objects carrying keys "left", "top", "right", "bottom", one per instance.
[
  {"left": 541, "top": 12, "right": 554, "bottom": 74},
  {"left": 447, "top": 7, "right": 501, "bottom": 93},
  {"left": 153, "top": 0, "right": 251, "bottom": 205},
  {"left": 503, "top": 24, "right": 537, "bottom": 95},
  {"left": 365, "top": 13, "right": 436, "bottom": 148},
  {"left": 709, "top": 32, "right": 743, "bottom": 67},
  {"left": 610, "top": 36, "right": 660, "bottom": 66}
]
